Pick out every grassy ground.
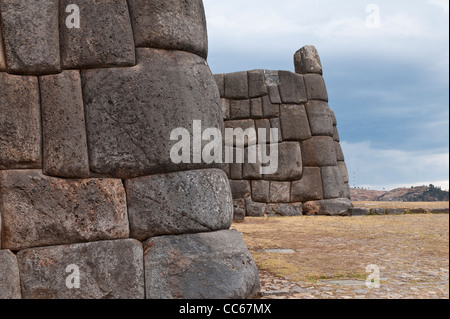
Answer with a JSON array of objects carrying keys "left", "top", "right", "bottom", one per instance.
[
  {"left": 353, "top": 201, "right": 449, "bottom": 210},
  {"left": 232, "top": 214, "right": 449, "bottom": 283}
]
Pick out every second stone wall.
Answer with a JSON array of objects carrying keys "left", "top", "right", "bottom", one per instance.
[{"left": 214, "top": 46, "right": 352, "bottom": 218}]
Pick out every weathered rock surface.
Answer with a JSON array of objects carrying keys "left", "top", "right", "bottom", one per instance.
[
  {"left": 230, "top": 99, "right": 251, "bottom": 120},
  {"left": 248, "top": 69, "right": 268, "bottom": 98},
  {"left": 305, "top": 100, "right": 334, "bottom": 137},
  {"left": 40, "top": 70, "right": 90, "bottom": 178},
  {"left": 82, "top": 48, "right": 223, "bottom": 178},
  {"left": 278, "top": 71, "right": 307, "bottom": 104},
  {"left": 143, "top": 230, "right": 260, "bottom": 299},
  {"left": 350, "top": 208, "right": 370, "bottom": 216},
  {"left": 280, "top": 104, "right": 312, "bottom": 141},
  {"left": 264, "top": 142, "right": 303, "bottom": 181},
  {"left": 251, "top": 180, "right": 270, "bottom": 203},
  {"left": 128, "top": 0, "right": 208, "bottom": 59},
  {"left": 304, "top": 74, "right": 328, "bottom": 101},
  {"left": 0, "top": 170, "right": 129, "bottom": 250},
  {"left": 303, "top": 198, "right": 353, "bottom": 216},
  {"left": 0, "top": 73, "right": 41, "bottom": 170},
  {"left": 229, "top": 180, "right": 251, "bottom": 199},
  {"left": 125, "top": 169, "right": 233, "bottom": 241},
  {"left": 291, "top": 167, "right": 324, "bottom": 202},
  {"left": 0, "top": 25, "right": 5, "bottom": 71},
  {"left": 0, "top": 250, "right": 21, "bottom": 299},
  {"left": 0, "top": 0, "right": 60, "bottom": 74},
  {"left": 266, "top": 203, "right": 302, "bottom": 217},
  {"left": 270, "top": 182, "right": 291, "bottom": 203},
  {"left": 17, "top": 239, "right": 144, "bottom": 299},
  {"left": 60, "top": 0, "right": 136, "bottom": 69},
  {"left": 224, "top": 71, "right": 249, "bottom": 100},
  {"left": 294, "top": 45, "right": 323, "bottom": 75},
  {"left": 321, "top": 166, "right": 346, "bottom": 199},
  {"left": 301, "top": 137, "right": 337, "bottom": 167},
  {"left": 245, "top": 196, "right": 267, "bottom": 217}
]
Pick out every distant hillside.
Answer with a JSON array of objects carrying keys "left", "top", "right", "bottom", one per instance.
[{"left": 351, "top": 185, "right": 449, "bottom": 202}]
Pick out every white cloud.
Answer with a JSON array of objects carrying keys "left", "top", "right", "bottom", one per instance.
[
  {"left": 428, "top": 0, "right": 449, "bottom": 12},
  {"left": 341, "top": 141, "right": 449, "bottom": 191}
]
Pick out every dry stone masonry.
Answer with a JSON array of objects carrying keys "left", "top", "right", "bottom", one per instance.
[
  {"left": 215, "top": 46, "right": 352, "bottom": 219},
  {"left": 0, "top": 0, "right": 260, "bottom": 299}
]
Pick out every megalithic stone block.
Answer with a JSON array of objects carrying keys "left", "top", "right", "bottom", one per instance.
[
  {"left": 291, "top": 167, "right": 324, "bottom": 202},
  {"left": 214, "top": 74, "right": 225, "bottom": 97},
  {"left": 143, "top": 230, "right": 261, "bottom": 299},
  {"left": 251, "top": 180, "right": 270, "bottom": 203},
  {"left": 125, "top": 169, "right": 233, "bottom": 241},
  {"left": 250, "top": 97, "right": 264, "bottom": 118},
  {"left": 264, "top": 142, "right": 303, "bottom": 181},
  {"left": 59, "top": 0, "right": 136, "bottom": 69},
  {"left": 128, "top": 0, "right": 208, "bottom": 59},
  {"left": 278, "top": 71, "right": 307, "bottom": 104},
  {"left": 265, "top": 203, "right": 302, "bottom": 217},
  {"left": 305, "top": 100, "right": 334, "bottom": 137},
  {"left": 0, "top": 73, "right": 41, "bottom": 170},
  {"left": 229, "top": 99, "right": 251, "bottom": 120},
  {"left": 0, "top": 0, "right": 60, "bottom": 75},
  {"left": 338, "top": 161, "right": 350, "bottom": 183},
  {"left": 0, "top": 170, "right": 129, "bottom": 251},
  {"left": 301, "top": 136, "right": 337, "bottom": 167},
  {"left": 17, "top": 239, "right": 145, "bottom": 299},
  {"left": 280, "top": 104, "right": 312, "bottom": 141},
  {"left": 335, "top": 141, "right": 346, "bottom": 161},
  {"left": 0, "top": 250, "right": 21, "bottom": 299},
  {"left": 82, "top": 48, "right": 223, "bottom": 179},
  {"left": 40, "top": 70, "right": 90, "bottom": 178},
  {"left": 294, "top": 45, "right": 323, "bottom": 75},
  {"left": 224, "top": 71, "right": 249, "bottom": 100},
  {"left": 270, "top": 181, "right": 291, "bottom": 203},
  {"left": 248, "top": 69, "right": 268, "bottom": 98}
]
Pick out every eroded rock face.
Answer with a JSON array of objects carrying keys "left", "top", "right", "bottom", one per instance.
[
  {"left": 0, "top": 170, "right": 129, "bottom": 251},
  {"left": 0, "top": 250, "right": 21, "bottom": 299},
  {"left": 17, "top": 239, "right": 144, "bottom": 299},
  {"left": 143, "top": 230, "right": 261, "bottom": 299}
]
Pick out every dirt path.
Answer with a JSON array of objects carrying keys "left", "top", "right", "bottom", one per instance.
[{"left": 232, "top": 214, "right": 449, "bottom": 299}]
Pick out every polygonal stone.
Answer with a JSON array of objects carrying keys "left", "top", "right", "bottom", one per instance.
[
  {"left": 0, "top": 170, "right": 129, "bottom": 251},
  {"left": 262, "top": 95, "right": 280, "bottom": 118},
  {"left": 266, "top": 203, "right": 302, "bottom": 217},
  {"left": 82, "top": 48, "right": 223, "bottom": 179},
  {"left": 321, "top": 166, "right": 346, "bottom": 199},
  {"left": 305, "top": 100, "right": 334, "bottom": 137},
  {"left": 0, "top": 250, "right": 21, "bottom": 299},
  {"left": 338, "top": 161, "right": 350, "bottom": 183},
  {"left": 224, "top": 71, "right": 248, "bottom": 100},
  {"left": 335, "top": 142, "right": 345, "bottom": 161},
  {"left": 343, "top": 182, "right": 351, "bottom": 199},
  {"left": 245, "top": 197, "right": 267, "bottom": 217},
  {"left": 248, "top": 69, "right": 268, "bottom": 98},
  {"left": 125, "top": 169, "right": 233, "bottom": 241},
  {"left": 270, "top": 182, "right": 291, "bottom": 203},
  {"left": 270, "top": 118, "right": 282, "bottom": 142},
  {"left": 229, "top": 180, "right": 251, "bottom": 199},
  {"left": 251, "top": 98, "right": 264, "bottom": 119},
  {"left": 303, "top": 198, "right": 353, "bottom": 216},
  {"left": 0, "top": 25, "right": 5, "bottom": 71},
  {"left": 278, "top": 71, "right": 307, "bottom": 104},
  {"left": 0, "top": 0, "right": 60, "bottom": 75},
  {"left": 230, "top": 162, "right": 243, "bottom": 180},
  {"left": 304, "top": 74, "right": 328, "bottom": 101},
  {"left": 291, "top": 167, "right": 324, "bottom": 202},
  {"left": 225, "top": 119, "right": 257, "bottom": 147},
  {"left": 251, "top": 180, "right": 270, "bottom": 203},
  {"left": 255, "top": 119, "right": 271, "bottom": 144},
  {"left": 280, "top": 104, "right": 312, "bottom": 141},
  {"left": 333, "top": 126, "right": 340, "bottom": 142},
  {"left": 128, "top": 0, "right": 208, "bottom": 59},
  {"left": 301, "top": 137, "right": 337, "bottom": 167},
  {"left": 0, "top": 73, "right": 41, "bottom": 170},
  {"left": 17, "top": 239, "right": 145, "bottom": 299},
  {"left": 230, "top": 99, "right": 251, "bottom": 120},
  {"left": 265, "top": 142, "right": 303, "bottom": 181},
  {"left": 267, "top": 85, "right": 282, "bottom": 104},
  {"left": 60, "top": 0, "right": 135, "bottom": 69},
  {"left": 40, "top": 70, "right": 90, "bottom": 178},
  {"left": 143, "top": 230, "right": 260, "bottom": 299},
  {"left": 294, "top": 45, "right": 323, "bottom": 75}
]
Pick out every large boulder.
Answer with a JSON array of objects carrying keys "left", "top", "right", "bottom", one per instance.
[
  {"left": 0, "top": 170, "right": 129, "bottom": 250},
  {"left": 143, "top": 230, "right": 260, "bottom": 299},
  {"left": 17, "top": 239, "right": 145, "bottom": 299},
  {"left": 303, "top": 198, "right": 353, "bottom": 216},
  {"left": 125, "top": 169, "right": 233, "bottom": 241}
]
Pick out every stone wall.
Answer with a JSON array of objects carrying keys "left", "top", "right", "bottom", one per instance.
[
  {"left": 214, "top": 46, "right": 352, "bottom": 219},
  {"left": 0, "top": 0, "right": 260, "bottom": 299}
]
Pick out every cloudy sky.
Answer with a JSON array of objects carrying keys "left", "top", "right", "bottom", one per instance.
[{"left": 204, "top": 0, "right": 449, "bottom": 191}]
